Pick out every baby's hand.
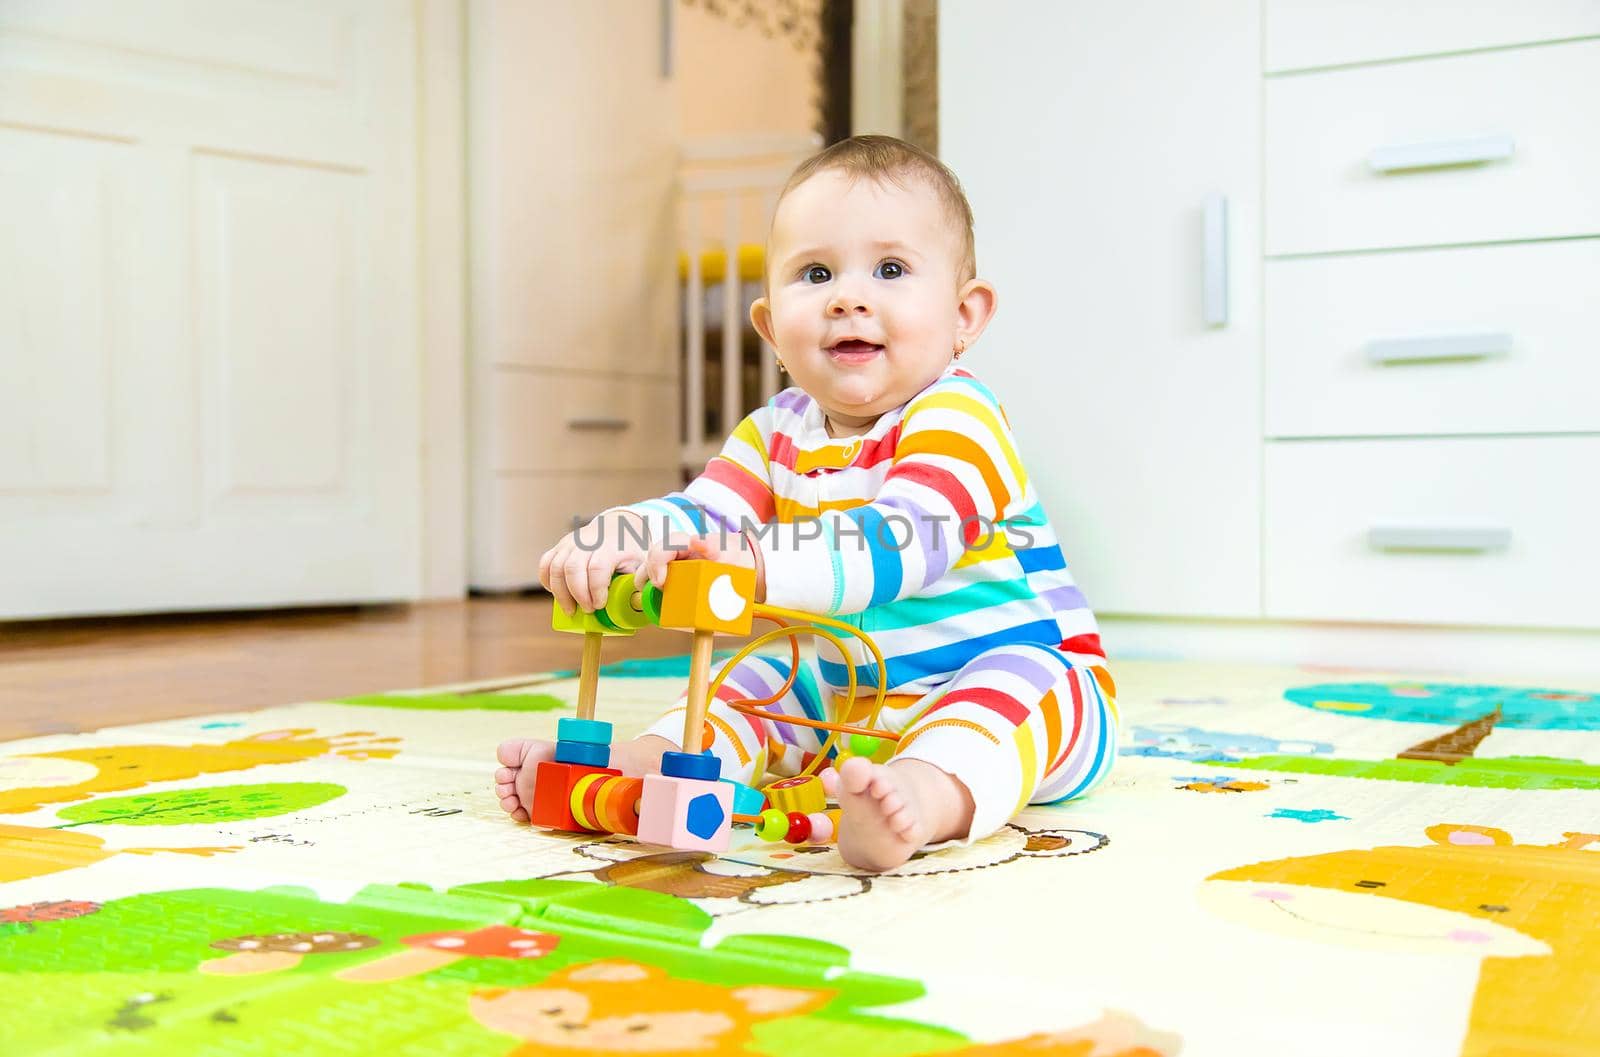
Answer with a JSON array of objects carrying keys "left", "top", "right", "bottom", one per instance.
[
  {"left": 635, "top": 529, "right": 765, "bottom": 602},
  {"left": 539, "top": 510, "right": 651, "bottom": 614}
]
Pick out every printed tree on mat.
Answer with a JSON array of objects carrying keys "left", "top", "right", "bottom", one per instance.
[{"left": 53, "top": 783, "right": 346, "bottom": 828}]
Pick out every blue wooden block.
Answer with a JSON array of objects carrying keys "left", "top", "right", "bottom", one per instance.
[
  {"left": 557, "top": 718, "right": 614, "bottom": 746},
  {"left": 555, "top": 740, "right": 611, "bottom": 768}
]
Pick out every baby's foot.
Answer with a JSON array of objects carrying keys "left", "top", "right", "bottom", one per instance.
[
  {"left": 494, "top": 739, "right": 556, "bottom": 823},
  {"left": 835, "top": 756, "right": 974, "bottom": 872},
  {"left": 494, "top": 735, "right": 677, "bottom": 823}
]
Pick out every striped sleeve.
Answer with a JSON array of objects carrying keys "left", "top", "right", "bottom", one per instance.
[
  {"left": 615, "top": 409, "right": 777, "bottom": 541},
  {"left": 756, "top": 375, "right": 1028, "bottom": 615}
]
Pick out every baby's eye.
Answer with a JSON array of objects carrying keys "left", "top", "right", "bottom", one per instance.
[
  {"left": 802, "top": 264, "right": 831, "bottom": 284},
  {"left": 874, "top": 260, "right": 904, "bottom": 280}
]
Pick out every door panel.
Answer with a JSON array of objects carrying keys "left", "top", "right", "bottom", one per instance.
[
  {"left": 0, "top": 0, "right": 421, "bottom": 617},
  {"left": 0, "top": 130, "right": 121, "bottom": 493}
]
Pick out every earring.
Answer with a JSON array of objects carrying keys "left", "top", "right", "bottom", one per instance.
[
  {"left": 774, "top": 356, "right": 787, "bottom": 373},
  {"left": 953, "top": 338, "right": 967, "bottom": 360}
]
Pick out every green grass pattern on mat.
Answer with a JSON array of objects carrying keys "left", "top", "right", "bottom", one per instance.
[
  {"left": 55, "top": 782, "right": 346, "bottom": 828},
  {"left": 1218, "top": 753, "right": 1600, "bottom": 790},
  {"left": 0, "top": 878, "right": 954, "bottom": 1057}
]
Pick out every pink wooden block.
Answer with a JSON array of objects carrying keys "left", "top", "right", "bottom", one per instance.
[{"left": 635, "top": 773, "right": 732, "bottom": 852}]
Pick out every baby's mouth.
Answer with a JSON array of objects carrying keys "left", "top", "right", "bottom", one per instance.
[{"left": 828, "top": 339, "right": 884, "bottom": 362}]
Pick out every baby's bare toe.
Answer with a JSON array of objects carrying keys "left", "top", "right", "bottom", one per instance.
[
  {"left": 495, "top": 766, "right": 518, "bottom": 785},
  {"left": 838, "top": 756, "right": 874, "bottom": 795},
  {"left": 866, "top": 769, "right": 897, "bottom": 799},
  {"left": 511, "top": 807, "right": 529, "bottom": 823}
]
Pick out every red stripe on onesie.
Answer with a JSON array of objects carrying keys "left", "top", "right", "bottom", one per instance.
[
  {"left": 885, "top": 462, "right": 980, "bottom": 544},
  {"left": 1060, "top": 633, "right": 1106, "bottom": 660},
  {"left": 768, "top": 429, "right": 799, "bottom": 471},
  {"left": 703, "top": 459, "right": 775, "bottom": 520},
  {"left": 853, "top": 428, "right": 900, "bottom": 469},
  {"left": 921, "top": 686, "right": 1030, "bottom": 727},
  {"left": 1049, "top": 673, "right": 1087, "bottom": 773},
  {"left": 713, "top": 681, "right": 768, "bottom": 744}
]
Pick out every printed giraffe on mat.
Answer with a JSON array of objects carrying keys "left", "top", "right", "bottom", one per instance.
[
  {"left": 0, "top": 729, "right": 400, "bottom": 814},
  {"left": 1205, "top": 825, "right": 1600, "bottom": 1056}
]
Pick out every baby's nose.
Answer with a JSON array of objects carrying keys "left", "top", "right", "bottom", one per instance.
[{"left": 827, "top": 291, "right": 872, "bottom": 315}]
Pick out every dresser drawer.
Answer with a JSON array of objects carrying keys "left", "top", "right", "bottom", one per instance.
[
  {"left": 1263, "top": 438, "right": 1600, "bottom": 629},
  {"left": 1265, "top": 0, "right": 1600, "bottom": 73},
  {"left": 1265, "top": 240, "right": 1600, "bottom": 438},
  {"left": 491, "top": 369, "right": 679, "bottom": 472},
  {"left": 474, "top": 470, "right": 679, "bottom": 589},
  {"left": 1265, "top": 40, "right": 1600, "bottom": 256}
]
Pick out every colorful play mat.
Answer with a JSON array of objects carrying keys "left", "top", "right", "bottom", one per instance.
[{"left": 2, "top": 654, "right": 1596, "bottom": 1056}]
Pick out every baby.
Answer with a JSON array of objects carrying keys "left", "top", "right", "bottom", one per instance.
[{"left": 496, "top": 135, "right": 1117, "bottom": 872}]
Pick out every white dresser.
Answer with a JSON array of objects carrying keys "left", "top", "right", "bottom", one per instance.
[
  {"left": 941, "top": 1, "right": 1600, "bottom": 655},
  {"left": 467, "top": 1, "right": 681, "bottom": 590}
]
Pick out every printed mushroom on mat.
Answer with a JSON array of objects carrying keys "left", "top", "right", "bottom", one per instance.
[
  {"left": 336, "top": 925, "right": 559, "bottom": 982},
  {"left": 201, "top": 931, "right": 380, "bottom": 975}
]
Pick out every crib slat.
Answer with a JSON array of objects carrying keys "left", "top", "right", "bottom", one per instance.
[
  {"left": 760, "top": 189, "right": 780, "bottom": 402},
  {"left": 684, "top": 196, "right": 705, "bottom": 470},
  {"left": 721, "top": 195, "right": 741, "bottom": 440}
]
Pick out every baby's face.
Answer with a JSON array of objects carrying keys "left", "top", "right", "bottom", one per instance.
[{"left": 753, "top": 170, "right": 981, "bottom": 433}]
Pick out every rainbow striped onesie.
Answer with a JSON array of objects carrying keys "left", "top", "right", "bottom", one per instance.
[{"left": 623, "top": 364, "right": 1118, "bottom": 843}]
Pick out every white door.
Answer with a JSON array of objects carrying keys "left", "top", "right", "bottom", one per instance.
[
  {"left": 0, "top": 0, "right": 422, "bottom": 618},
  {"left": 940, "top": 0, "right": 1262, "bottom": 618}
]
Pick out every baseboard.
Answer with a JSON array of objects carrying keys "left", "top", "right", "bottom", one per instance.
[{"left": 1100, "top": 615, "right": 1600, "bottom": 683}]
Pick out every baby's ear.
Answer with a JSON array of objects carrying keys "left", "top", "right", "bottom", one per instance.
[
  {"left": 749, "top": 297, "right": 777, "bottom": 348},
  {"left": 729, "top": 986, "right": 832, "bottom": 1017}
]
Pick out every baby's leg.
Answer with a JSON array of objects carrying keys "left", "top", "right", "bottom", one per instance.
[{"left": 837, "top": 644, "right": 1117, "bottom": 871}]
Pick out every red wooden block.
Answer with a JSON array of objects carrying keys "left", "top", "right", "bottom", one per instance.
[{"left": 530, "top": 760, "right": 620, "bottom": 831}]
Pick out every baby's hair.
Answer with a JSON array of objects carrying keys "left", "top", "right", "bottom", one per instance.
[{"left": 775, "top": 134, "right": 977, "bottom": 283}]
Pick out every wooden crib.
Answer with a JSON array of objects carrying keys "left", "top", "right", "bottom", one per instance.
[{"left": 678, "top": 134, "right": 820, "bottom": 477}]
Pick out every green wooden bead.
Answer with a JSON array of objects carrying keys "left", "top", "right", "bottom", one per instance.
[
  {"left": 848, "top": 734, "right": 882, "bottom": 759},
  {"left": 755, "top": 807, "right": 790, "bottom": 842},
  {"left": 640, "top": 581, "right": 664, "bottom": 625},
  {"left": 604, "top": 574, "right": 650, "bottom": 631}
]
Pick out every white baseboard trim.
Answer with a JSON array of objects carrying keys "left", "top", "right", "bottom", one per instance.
[{"left": 1100, "top": 615, "right": 1600, "bottom": 684}]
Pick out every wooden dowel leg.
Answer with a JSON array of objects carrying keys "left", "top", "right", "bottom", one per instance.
[
  {"left": 682, "top": 629, "right": 715, "bottom": 753},
  {"left": 576, "top": 631, "right": 603, "bottom": 721}
]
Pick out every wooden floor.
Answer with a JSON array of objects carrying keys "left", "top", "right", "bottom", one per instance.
[{"left": 0, "top": 598, "right": 687, "bottom": 742}]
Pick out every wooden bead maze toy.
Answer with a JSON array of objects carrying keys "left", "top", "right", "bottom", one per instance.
[{"left": 539, "top": 559, "right": 899, "bottom": 853}]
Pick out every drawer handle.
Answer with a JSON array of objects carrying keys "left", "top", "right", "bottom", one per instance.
[
  {"left": 1368, "top": 134, "right": 1515, "bottom": 174},
  {"left": 567, "top": 417, "right": 631, "bottom": 432},
  {"left": 1367, "top": 526, "right": 1511, "bottom": 553},
  {"left": 1366, "top": 332, "right": 1512, "bottom": 365},
  {"left": 1202, "top": 193, "right": 1229, "bottom": 327}
]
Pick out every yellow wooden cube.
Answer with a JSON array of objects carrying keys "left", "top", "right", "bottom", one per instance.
[{"left": 658, "top": 560, "right": 755, "bottom": 635}]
